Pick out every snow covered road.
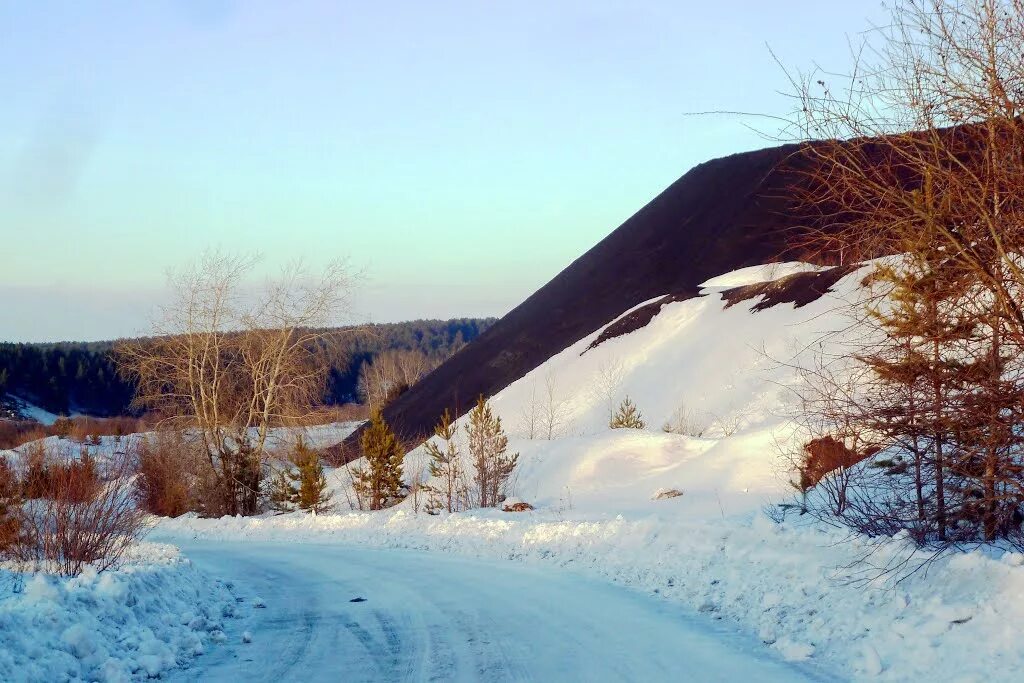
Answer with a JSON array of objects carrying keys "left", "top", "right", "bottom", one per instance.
[{"left": 170, "top": 541, "right": 826, "bottom": 682}]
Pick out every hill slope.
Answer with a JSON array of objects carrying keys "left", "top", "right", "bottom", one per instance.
[{"left": 332, "top": 142, "right": 836, "bottom": 457}]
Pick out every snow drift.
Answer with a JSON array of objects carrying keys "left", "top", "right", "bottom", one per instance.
[{"left": 0, "top": 543, "right": 237, "bottom": 682}]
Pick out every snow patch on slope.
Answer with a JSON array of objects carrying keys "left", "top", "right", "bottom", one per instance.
[
  {"left": 699, "top": 261, "right": 825, "bottom": 289},
  {"left": 351, "top": 260, "right": 866, "bottom": 518}
]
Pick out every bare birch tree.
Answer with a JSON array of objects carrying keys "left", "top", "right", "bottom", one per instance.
[{"left": 116, "top": 252, "right": 353, "bottom": 516}]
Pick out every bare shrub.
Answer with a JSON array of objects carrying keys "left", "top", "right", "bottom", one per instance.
[
  {"left": 0, "top": 458, "right": 21, "bottom": 553},
  {"left": 662, "top": 402, "right": 711, "bottom": 437},
  {"left": 8, "top": 453, "right": 144, "bottom": 576},
  {"left": 707, "top": 410, "right": 747, "bottom": 438},
  {"left": 134, "top": 431, "right": 207, "bottom": 518}
]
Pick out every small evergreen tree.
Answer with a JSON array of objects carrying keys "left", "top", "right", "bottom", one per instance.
[
  {"left": 52, "top": 415, "right": 73, "bottom": 439},
  {"left": 610, "top": 396, "right": 645, "bottom": 429},
  {"left": 292, "top": 437, "right": 332, "bottom": 514},
  {"left": 466, "top": 396, "right": 518, "bottom": 508},
  {"left": 422, "top": 409, "right": 466, "bottom": 513},
  {"left": 268, "top": 468, "right": 297, "bottom": 513},
  {"left": 267, "top": 437, "right": 333, "bottom": 514},
  {"left": 352, "top": 412, "right": 404, "bottom": 510}
]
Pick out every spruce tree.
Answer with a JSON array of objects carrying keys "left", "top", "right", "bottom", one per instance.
[
  {"left": 352, "top": 412, "right": 404, "bottom": 510},
  {"left": 466, "top": 396, "right": 518, "bottom": 508},
  {"left": 268, "top": 468, "right": 296, "bottom": 513},
  {"left": 610, "top": 396, "right": 645, "bottom": 429},
  {"left": 292, "top": 437, "right": 332, "bottom": 514},
  {"left": 268, "top": 437, "right": 333, "bottom": 514},
  {"left": 423, "top": 409, "right": 466, "bottom": 513}
]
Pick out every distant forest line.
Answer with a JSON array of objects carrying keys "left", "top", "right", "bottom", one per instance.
[{"left": 0, "top": 318, "right": 496, "bottom": 417}]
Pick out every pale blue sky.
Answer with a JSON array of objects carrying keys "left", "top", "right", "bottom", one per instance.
[{"left": 0, "top": 1, "right": 885, "bottom": 342}]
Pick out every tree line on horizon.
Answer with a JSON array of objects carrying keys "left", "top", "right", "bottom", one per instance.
[{"left": 0, "top": 318, "right": 495, "bottom": 418}]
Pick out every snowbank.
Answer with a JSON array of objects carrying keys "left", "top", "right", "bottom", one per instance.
[
  {"left": 0, "top": 543, "right": 236, "bottom": 682},
  {"left": 155, "top": 509, "right": 1024, "bottom": 682}
]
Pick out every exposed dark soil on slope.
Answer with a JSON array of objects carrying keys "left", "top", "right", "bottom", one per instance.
[
  {"left": 582, "top": 290, "right": 700, "bottom": 354},
  {"left": 720, "top": 264, "right": 861, "bottom": 312},
  {"left": 330, "top": 141, "right": 857, "bottom": 460}
]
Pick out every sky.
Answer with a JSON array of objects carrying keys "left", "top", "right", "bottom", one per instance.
[{"left": 0, "top": 1, "right": 887, "bottom": 343}]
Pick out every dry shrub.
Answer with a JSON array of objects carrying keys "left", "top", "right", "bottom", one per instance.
[
  {"left": 68, "top": 420, "right": 91, "bottom": 444},
  {"left": 795, "top": 437, "right": 875, "bottom": 491},
  {"left": 20, "top": 442, "right": 51, "bottom": 500},
  {"left": 48, "top": 453, "right": 101, "bottom": 504},
  {"left": 297, "top": 403, "right": 369, "bottom": 426},
  {"left": 6, "top": 452, "right": 144, "bottom": 576},
  {"left": 134, "top": 431, "right": 208, "bottom": 517},
  {"left": 0, "top": 458, "right": 21, "bottom": 553},
  {"left": 0, "top": 421, "right": 48, "bottom": 450},
  {"left": 662, "top": 403, "right": 711, "bottom": 437},
  {"left": 0, "top": 415, "right": 143, "bottom": 450}
]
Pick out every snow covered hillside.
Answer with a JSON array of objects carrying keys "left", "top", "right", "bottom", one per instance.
[{"left": 332, "top": 261, "right": 866, "bottom": 517}]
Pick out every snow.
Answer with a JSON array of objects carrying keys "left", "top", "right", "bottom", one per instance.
[
  {"left": 0, "top": 543, "right": 237, "bottom": 682},
  {"left": 10, "top": 259, "right": 1020, "bottom": 679},
  {"left": 325, "top": 260, "right": 869, "bottom": 517},
  {"left": 1, "top": 394, "right": 82, "bottom": 426},
  {"left": 698, "top": 261, "right": 825, "bottom": 289},
  {"left": 155, "top": 539, "right": 820, "bottom": 681},
  {"left": 155, "top": 507, "right": 1024, "bottom": 682},
  {"left": 148, "top": 259, "right": 1024, "bottom": 680}
]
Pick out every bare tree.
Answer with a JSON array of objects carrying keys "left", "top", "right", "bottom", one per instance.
[
  {"left": 116, "top": 252, "right": 353, "bottom": 516},
  {"left": 590, "top": 358, "right": 626, "bottom": 428},
  {"left": 357, "top": 349, "right": 438, "bottom": 411},
  {"left": 541, "top": 371, "right": 569, "bottom": 440},
  {"left": 518, "top": 382, "right": 541, "bottom": 439},
  {"left": 780, "top": 0, "right": 1024, "bottom": 548}
]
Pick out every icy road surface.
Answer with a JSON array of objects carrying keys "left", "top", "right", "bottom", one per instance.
[{"left": 170, "top": 541, "right": 827, "bottom": 682}]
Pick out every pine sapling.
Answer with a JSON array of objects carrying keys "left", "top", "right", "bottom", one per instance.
[
  {"left": 466, "top": 396, "right": 519, "bottom": 508},
  {"left": 352, "top": 411, "right": 405, "bottom": 510},
  {"left": 291, "top": 437, "right": 333, "bottom": 514},
  {"left": 422, "top": 409, "right": 466, "bottom": 513},
  {"left": 610, "top": 396, "right": 645, "bottom": 429}
]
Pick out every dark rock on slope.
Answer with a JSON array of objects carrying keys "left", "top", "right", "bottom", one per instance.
[
  {"left": 329, "top": 142, "right": 842, "bottom": 460},
  {"left": 720, "top": 264, "right": 862, "bottom": 313}
]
